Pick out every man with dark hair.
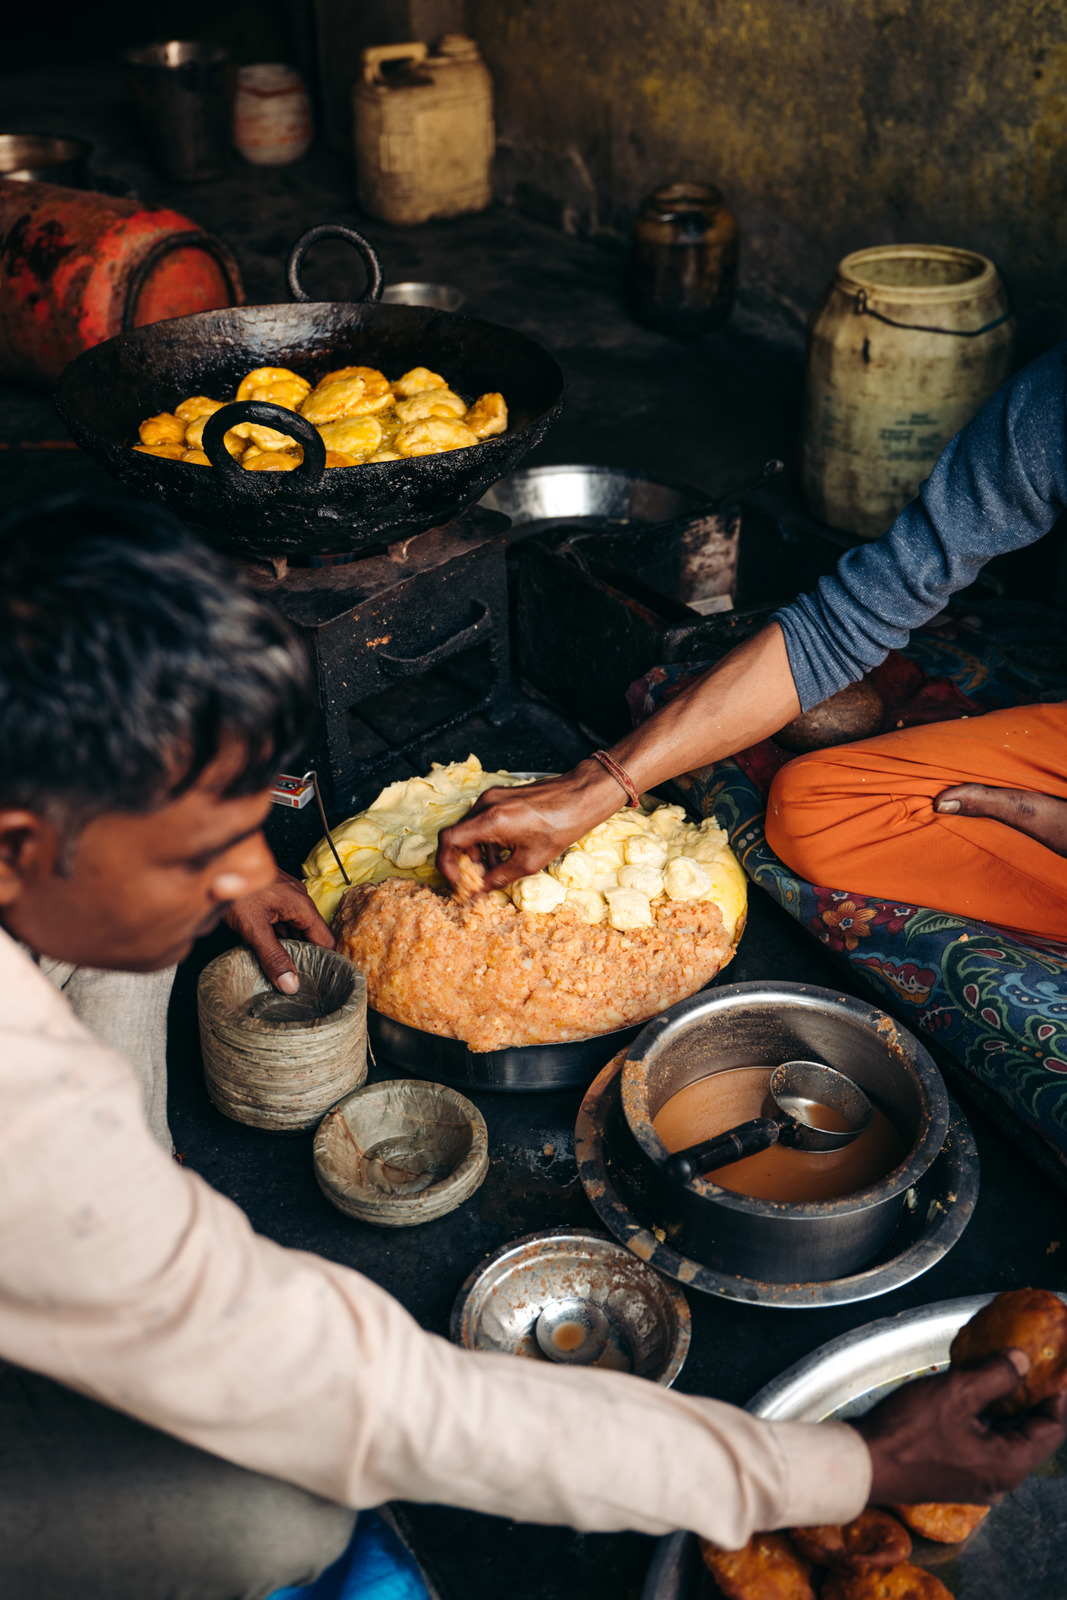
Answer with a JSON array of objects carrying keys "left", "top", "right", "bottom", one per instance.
[{"left": 0, "top": 495, "right": 1060, "bottom": 1599}]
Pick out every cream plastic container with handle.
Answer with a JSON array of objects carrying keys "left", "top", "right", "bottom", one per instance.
[
  {"left": 802, "top": 244, "right": 1014, "bottom": 540},
  {"left": 353, "top": 35, "right": 493, "bottom": 225}
]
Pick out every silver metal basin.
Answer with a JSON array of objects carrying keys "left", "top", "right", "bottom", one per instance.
[
  {"left": 480, "top": 463, "right": 709, "bottom": 543},
  {"left": 621, "top": 982, "right": 950, "bottom": 1283},
  {"left": 450, "top": 1229, "right": 690, "bottom": 1386}
]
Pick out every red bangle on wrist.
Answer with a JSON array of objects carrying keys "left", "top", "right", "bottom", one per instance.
[{"left": 591, "top": 750, "right": 641, "bottom": 809}]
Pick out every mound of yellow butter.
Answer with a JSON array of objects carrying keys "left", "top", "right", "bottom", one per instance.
[{"left": 303, "top": 755, "right": 747, "bottom": 942}]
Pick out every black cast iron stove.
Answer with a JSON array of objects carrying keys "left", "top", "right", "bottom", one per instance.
[{"left": 239, "top": 503, "right": 513, "bottom": 838}]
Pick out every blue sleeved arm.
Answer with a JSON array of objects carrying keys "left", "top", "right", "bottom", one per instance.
[{"left": 774, "top": 342, "right": 1067, "bottom": 710}]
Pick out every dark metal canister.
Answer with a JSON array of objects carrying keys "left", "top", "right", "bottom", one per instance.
[
  {"left": 0, "top": 180, "right": 243, "bottom": 388},
  {"left": 121, "top": 41, "right": 234, "bottom": 183},
  {"left": 631, "top": 181, "right": 739, "bottom": 338}
]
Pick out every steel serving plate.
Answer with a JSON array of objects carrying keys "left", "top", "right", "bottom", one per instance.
[
  {"left": 450, "top": 1228, "right": 690, "bottom": 1386},
  {"left": 575, "top": 1048, "right": 979, "bottom": 1307},
  {"left": 642, "top": 1293, "right": 1067, "bottom": 1600}
]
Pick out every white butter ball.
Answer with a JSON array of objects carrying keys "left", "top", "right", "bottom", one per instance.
[
  {"left": 617, "top": 863, "right": 664, "bottom": 898},
  {"left": 511, "top": 872, "right": 568, "bottom": 914},
  {"left": 605, "top": 887, "right": 653, "bottom": 930},
  {"left": 383, "top": 832, "right": 435, "bottom": 868},
  {"left": 649, "top": 803, "right": 686, "bottom": 838},
  {"left": 565, "top": 888, "right": 608, "bottom": 923},
  {"left": 623, "top": 834, "right": 668, "bottom": 867},
  {"left": 664, "top": 856, "right": 713, "bottom": 901},
  {"left": 550, "top": 848, "right": 596, "bottom": 890}
]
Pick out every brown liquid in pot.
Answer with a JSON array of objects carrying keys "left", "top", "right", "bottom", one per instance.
[{"left": 652, "top": 1066, "right": 906, "bottom": 1202}]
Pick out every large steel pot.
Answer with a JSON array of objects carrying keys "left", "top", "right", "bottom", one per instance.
[
  {"left": 54, "top": 224, "right": 565, "bottom": 559},
  {"left": 620, "top": 982, "right": 950, "bottom": 1283}
]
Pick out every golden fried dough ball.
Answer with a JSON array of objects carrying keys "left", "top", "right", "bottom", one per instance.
[
  {"left": 701, "top": 1533, "right": 813, "bottom": 1600},
  {"left": 395, "top": 417, "right": 479, "bottom": 457},
  {"left": 394, "top": 387, "right": 468, "bottom": 424},
  {"left": 300, "top": 378, "right": 368, "bottom": 424},
  {"left": 242, "top": 448, "right": 302, "bottom": 471},
  {"left": 236, "top": 367, "right": 311, "bottom": 404},
  {"left": 369, "top": 450, "right": 401, "bottom": 462},
  {"left": 949, "top": 1288, "right": 1067, "bottom": 1417},
  {"left": 182, "top": 449, "right": 211, "bottom": 465},
  {"left": 889, "top": 1504, "right": 990, "bottom": 1544},
  {"left": 392, "top": 365, "right": 446, "bottom": 398},
  {"left": 231, "top": 421, "right": 300, "bottom": 452},
  {"left": 134, "top": 441, "right": 185, "bottom": 460},
  {"left": 307, "top": 366, "right": 394, "bottom": 416},
  {"left": 175, "top": 396, "right": 223, "bottom": 424},
  {"left": 791, "top": 1513, "right": 911, "bottom": 1574},
  {"left": 223, "top": 429, "right": 247, "bottom": 459},
  {"left": 324, "top": 450, "right": 358, "bottom": 469},
  {"left": 317, "top": 416, "right": 383, "bottom": 459},
  {"left": 138, "top": 413, "right": 186, "bottom": 447},
  {"left": 465, "top": 391, "right": 508, "bottom": 438},
  {"left": 821, "top": 1563, "right": 953, "bottom": 1600},
  {"left": 245, "top": 380, "right": 310, "bottom": 413}
]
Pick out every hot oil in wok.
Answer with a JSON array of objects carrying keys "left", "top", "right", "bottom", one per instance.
[{"left": 653, "top": 1066, "right": 906, "bottom": 1202}]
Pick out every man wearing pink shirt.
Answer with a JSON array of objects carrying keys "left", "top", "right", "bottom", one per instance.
[{"left": 0, "top": 495, "right": 1059, "bottom": 1599}]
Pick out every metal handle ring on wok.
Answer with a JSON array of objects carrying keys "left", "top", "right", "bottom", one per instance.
[
  {"left": 286, "top": 223, "right": 385, "bottom": 305},
  {"left": 201, "top": 400, "right": 328, "bottom": 490}
]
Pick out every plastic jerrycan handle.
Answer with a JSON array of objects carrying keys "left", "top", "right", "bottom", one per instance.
[{"left": 362, "top": 43, "right": 430, "bottom": 86}]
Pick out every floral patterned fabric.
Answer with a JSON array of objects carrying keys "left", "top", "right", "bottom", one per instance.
[{"left": 636, "top": 602, "right": 1067, "bottom": 1174}]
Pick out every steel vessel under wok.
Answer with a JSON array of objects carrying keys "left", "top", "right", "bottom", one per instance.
[{"left": 54, "top": 224, "right": 565, "bottom": 559}]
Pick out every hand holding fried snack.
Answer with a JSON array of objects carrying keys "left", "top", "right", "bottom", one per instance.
[
  {"left": 821, "top": 1564, "right": 953, "bottom": 1600},
  {"left": 889, "top": 1502, "right": 990, "bottom": 1544},
  {"left": 949, "top": 1288, "right": 1067, "bottom": 1418},
  {"left": 791, "top": 1510, "right": 911, "bottom": 1573},
  {"left": 854, "top": 1343, "right": 1066, "bottom": 1507},
  {"left": 700, "top": 1532, "right": 813, "bottom": 1600}
]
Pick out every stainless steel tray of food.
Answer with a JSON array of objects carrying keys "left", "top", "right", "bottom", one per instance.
[
  {"left": 369, "top": 1008, "right": 644, "bottom": 1093},
  {"left": 642, "top": 1293, "right": 1067, "bottom": 1600}
]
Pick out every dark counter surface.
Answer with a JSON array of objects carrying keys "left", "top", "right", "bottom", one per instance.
[{"left": 2, "top": 60, "right": 1065, "bottom": 1600}]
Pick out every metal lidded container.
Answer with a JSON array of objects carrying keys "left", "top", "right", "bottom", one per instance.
[
  {"left": 122, "top": 40, "right": 234, "bottom": 182},
  {"left": 0, "top": 133, "right": 93, "bottom": 187},
  {"left": 620, "top": 982, "right": 950, "bottom": 1283}
]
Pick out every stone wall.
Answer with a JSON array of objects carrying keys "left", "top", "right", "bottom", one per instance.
[{"left": 467, "top": 0, "right": 1067, "bottom": 350}]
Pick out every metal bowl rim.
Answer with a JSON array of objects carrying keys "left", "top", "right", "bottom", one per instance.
[
  {"left": 449, "top": 1225, "right": 691, "bottom": 1387},
  {"left": 620, "top": 980, "right": 951, "bottom": 1220},
  {"left": 483, "top": 460, "right": 711, "bottom": 503}
]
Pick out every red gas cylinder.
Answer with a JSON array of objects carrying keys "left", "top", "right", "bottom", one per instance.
[{"left": 0, "top": 180, "right": 245, "bottom": 388}]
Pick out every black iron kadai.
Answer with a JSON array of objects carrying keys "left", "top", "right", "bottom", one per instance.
[{"left": 54, "top": 224, "right": 565, "bottom": 560}]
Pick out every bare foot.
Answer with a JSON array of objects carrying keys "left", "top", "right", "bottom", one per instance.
[{"left": 935, "top": 784, "right": 1067, "bottom": 857}]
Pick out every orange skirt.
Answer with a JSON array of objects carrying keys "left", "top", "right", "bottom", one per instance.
[{"left": 765, "top": 702, "right": 1067, "bottom": 941}]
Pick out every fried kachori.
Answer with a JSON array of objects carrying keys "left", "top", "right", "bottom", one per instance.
[
  {"left": 949, "top": 1288, "right": 1067, "bottom": 1418},
  {"left": 821, "top": 1564, "right": 953, "bottom": 1600},
  {"left": 791, "top": 1510, "right": 912, "bottom": 1572},
  {"left": 700, "top": 1532, "right": 814, "bottom": 1600},
  {"left": 131, "top": 365, "right": 508, "bottom": 470},
  {"left": 889, "top": 1503, "right": 990, "bottom": 1544}
]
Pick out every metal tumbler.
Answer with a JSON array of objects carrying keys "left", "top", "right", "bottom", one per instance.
[{"left": 122, "top": 40, "right": 233, "bottom": 182}]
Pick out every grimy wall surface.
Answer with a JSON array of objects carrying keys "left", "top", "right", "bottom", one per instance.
[{"left": 468, "top": 0, "right": 1067, "bottom": 349}]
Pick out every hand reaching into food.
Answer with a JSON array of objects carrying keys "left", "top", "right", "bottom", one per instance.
[
  {"left": 855, "top": 1347, "right": 1066, "bottom": 1507},
  {"left": 437, "top": 623, "right": 802, "bottom": 893},
  {"left": 225, "top": 868, "right": 335, "bottom": 992}
]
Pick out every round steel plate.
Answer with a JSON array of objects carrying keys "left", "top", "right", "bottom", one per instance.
[
  {"left": 369, "top": 1008, "right": 643, "bottom": 1094},
  {"left": 450, "top": 1227, "right": 690, "bottom": 1386}
]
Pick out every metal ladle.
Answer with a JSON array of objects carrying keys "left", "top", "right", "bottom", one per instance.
[{"left": 662, "top": 1061, "right": 874, "bottom": 1186}]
